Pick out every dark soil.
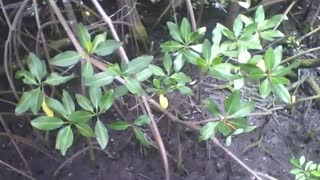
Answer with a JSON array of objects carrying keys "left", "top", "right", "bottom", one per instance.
[{"left": 1, "top": 1, "right": 320, "bottom": 180}]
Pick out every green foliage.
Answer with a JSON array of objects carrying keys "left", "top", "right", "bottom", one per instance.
[
  {"left": 15, "top": 6, "right": 298, "bottom": 157},
  {"left": 108, "top": 115, "right": 152, "bottom": 147},
  {"left": 290, "top": 156, "right": 320, "bottom": 180},
  {"left": 199, "top": 90, "right": 255, "bottom": 143}
]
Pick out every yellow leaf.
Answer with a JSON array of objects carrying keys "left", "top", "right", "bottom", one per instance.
[
  {"left": 159, "top": 94, "right": 169, "bottom": 109},
  {"left": 42, "top": 100, "right": 54, "bottom": 117}
]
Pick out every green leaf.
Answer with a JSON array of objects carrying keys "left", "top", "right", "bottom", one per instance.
[
  {"left": 261, "top": 14, "right": 283, "bottom": 30},
  {"left": 99, "top": 90, "right": 115, "bottom": 113},
  {"left": 124, "top": 76, "right": 144, "bottom": 95},
  {"left": 189, "top": 27, "right": 206, "bottom": 43},
  {"left": 15, "top": 90, "right": 34, "bottom": 114},
  {"left": 163, "top": 53, "right": 172, "bottom": 74},
  {"left": 15, "top": 70, "right": 38, "bottom": 85},
  {"left": 229, "top": 118, "right": 248, "bottom": 129},
  {"left": 89, "top": 86, "right": 102, "bottom": 110},
  {"left": 27, "top": 53, "right": 46, "bottom": 82},
  {"left": 237, "top": 33, "right": 262, "bottom": 50},
  {"left": 248, "top": 68, "right": 266, "bottom": 80},
  {"left": 170, "top": 72, "right": 191, "bottom": 83},
  {"left": 229, "top": 101, "right": 255, "bottom": 118},
  {"left": 82, "top": 61, "right": 94, "bottom": 78},
  {"left": 148, "top": 64, "right": 165, "bottom": 76},
  {"left": 56, "top": 125, "right": 73, "bottom": 156},
  {"left": 134, "top": 114, "right": 151, "bottom": 126},
  {"left": 160, "top": 41, "right": 184, "bottom": 52},
  {"left": 50, "top": 51, "right": 81, "bottom": 67},
  {"left": 271, "top": 83, "right": 291, "bottom": 103},
  {"left": 62, "top": 90, "right": 75, "bottom": 115},
  {"left": 95, "top": 120, "right": 109, "bottom": 149},
  {"left": 233, "top": 15, "right": 243, "bottom": 37},
  {"left": 68, "top": 111, "right": 93, "bottom": 123},
  {"left": 260, "top": 30, "right": 284, "bottom": 41},
  {"left": 224, "top": 90, "right": 241, "bottom": 115},
  {"left": 93, "top": 40, "right": 122, "bottom": 56},
  {"left": 290, "top": 158, "right": 300, "bottom": 168},
  {"left": 299, "top": 156, "right": 306, "bottom": 166},
  {"left": 199, "top": 122, "right": 219, "bottom": 141},
  {"left": 31, "top": 116, "right": 64, "bottom": 130},
  {"left": 153, "top": 79, "right": 161, "bottom": 89},
  {"left": 77, "top": 23, "right": 92, "bottom": 51},
  {"left": 31, "top": 87, "right": 43, "bottom": 115},
  {"left": 226, "top": 136, "right": 232, "bottom": 146},
  {"left": 92, "top": 32, "right": 107, "bottom": 52},
  {"left": 133, "top": 127, "right": 150, "bottom": 147},
  {"left": 76, "top": 123, "right": 95, "bottom": 137},
  {"left": 202, "top": 39, "right": 212, "bottom": 64},
  {"left": 311, "top": 170, "right": 320, "bottom": 177},
  {"left": 217, "top": 121, "right": 232, "bottom": 136},
  {"left": 255, "top": 6, "right": 265, "bottom": 26},
  {"left": 241, "top": 23, "right": 257, "bottom": 38},
  {"left": 180, "top": 18, "right": 191, "bottom": 42},
  {"left": 108, "top": 121, "right": 130, "bottom": 130},
  {"left": 209, "top": 63, "right": 242, "bottom": 81},
  {"left": 260, "top": 79, "right": 271, "bottom": 98},
  {"left": 46, "top": 97, "right": 67, "bottom": 116},
  {"left": 167, "top": 22, "right": 183, "bottom": 43},
  {"left": 136, "top": 68, "right": 152, "bottom": 81},
  {"left": 205, "top": 99, "right": 220, "bottom": 116},
  {"left": 177, "top": 86, "right": 193, "bottom": 95},
  {"left": 76, "top": 94, "right": 94, "bottom": 112},
  {"left": 123, "top": 56, "right": 153, "bottom": 75},
  {"left": 270, "top": 76, "right": 290, "bottom": 85},
  {"left": 264, "top": 48, "right": 275, "bottom": 71},
  {"left": 85, "top": 70, "right": 115, "bottom": 87},
  {"left": 114, "top": 85, "right": 128, "bottom": 98},
  {"left": 221, "top": 26, "right": 235, "bottom": 40},
  {"left": 180, "top": 49, "right": 200, "bottom": 65},
  {"left": 44, "top": 73, "right": 75, "bottom": 86},
  {"left": 173, "top": 54, "right": 184, "bottom": 72}
]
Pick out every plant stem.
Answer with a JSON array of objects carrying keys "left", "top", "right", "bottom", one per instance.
[{"left": 185, "top": 0, "right": 196, "bottom": 31}]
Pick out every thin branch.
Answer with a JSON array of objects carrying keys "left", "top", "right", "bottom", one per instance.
[
  {"left": 0, "top": 159, "right": 35, "bottom": 180},
  {"left": 91, "top": 0, "right": 129, "bottom": 63},
  {"left": 281, "top": 46, "right": 320, "bottom": 64},
  {"left": 185, "top": 0, "right": 197, "bottom": 31},
  {"left": 0, "top": 115, "right": 32, "bottom": 177}
]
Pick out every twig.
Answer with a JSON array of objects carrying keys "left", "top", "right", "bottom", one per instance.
[
  {"left": 0, "top": 132, "right": 56, "bottom": 160},
  {"left": 91, "top": 0, "right": 129, "bottom": 63},
  {"left": 310, "top": 2, "right": 320, "bottom": 28},
  {"left": 274, "top": 0, "right": 297, "bottom": 30},
  {"left": 298, "top": 25, "right": 320, "bottom": 42},
  {"left": 212, "top": 138, "right": 262, "bottom": 180},
  {"left": 281, "top": 46, "right": 320, "bottom": 64},
  {"left": 2, "top": 0, "right": 30, "bottom": 100},
  {"left": 0, "top": 115, "right": 33, "bottom": 177},
  {"left": 185, "top": 0, "right": 197, "bottom": 31},
  {"left": 91, "top": 1, "right": 170, "bottom": 179},
  {"left": 53, "top": 145, "right": 90, "bottom": 176},
  {"left": 141, "top": 96, "right": 170, "bottom": 180},
  {"left": 245, "top": 0, "right": 285, "bottom": 13},
  {"left": 148, "top": 98, "right": 263, "bottom": 179},
  {"left": 0, "top": 159, "right": 35, "bottom": 180}
]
